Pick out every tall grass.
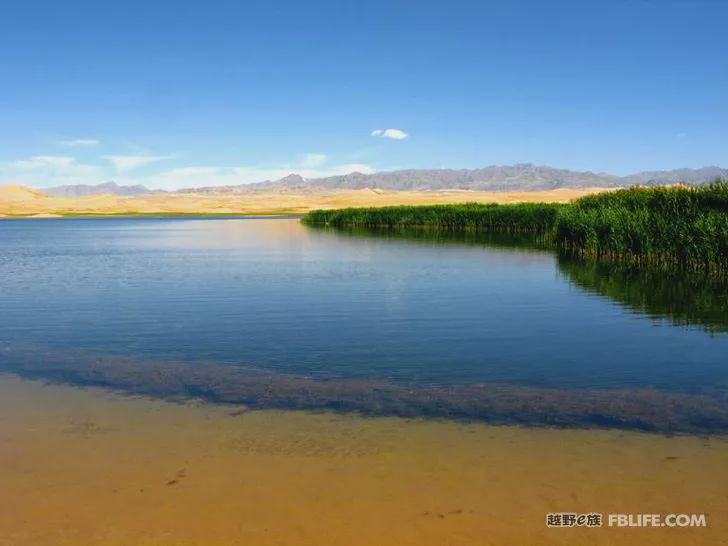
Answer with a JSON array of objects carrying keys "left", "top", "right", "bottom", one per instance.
[
  {"left": 303, "top": 181, "right": 728, "bottom": 274},
  {"left": 303, "top": 202, "right": 564, "bottom": 233},
  {"left": 554, "top": 182, "right": 728, "bottom": 273}
]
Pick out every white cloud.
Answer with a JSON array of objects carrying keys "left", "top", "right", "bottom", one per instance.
[
  {"left": 371, "top": 128, "right": 408, "bottom": 140},
  {"left": 104, "top": 154, "right": 174, "bottom": 171},
  {"left": 326, "top": 163, "right": 375, "bottom": 176},
  {"left": 0, "top": 155, "right": 104, "bottom": 187},
  {"left": 167, "top": 167, "right": 224, "bottom": 178},
  {"left": 1, "top": 152, "right": 377, "bottom": 191},
  {"left": 11, "top": 156, "right": 76, "bottom": 169},
  {"left": 59, "top": 138, "right": 100, "bottom": 147},
  {"left": 301, "top": 153, "right": 328, "bottom": 168}
]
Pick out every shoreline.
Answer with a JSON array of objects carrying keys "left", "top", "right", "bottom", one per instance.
[{"left": 1, "top": 373, "right": 727, "bottom": 545}]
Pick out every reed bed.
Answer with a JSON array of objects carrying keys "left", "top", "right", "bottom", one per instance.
[
  {"left": 554, "top": 182, "right": 728, "bottom": 273},
  {"left": 303, "top": 202, "right": 564, "bottom": 233},
  {"left": 303, "top": 181, "right": 728, "bottom": 274}
]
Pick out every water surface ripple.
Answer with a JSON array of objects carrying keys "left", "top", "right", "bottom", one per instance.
[{"left": 1, "top": 218, "right": 727, "bottom": 432}]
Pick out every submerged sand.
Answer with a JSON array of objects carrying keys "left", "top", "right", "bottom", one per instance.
[
  {"left": 0, "top": 184, "right": 612, "bottom": 217},
  {"left": 0, "top": 374, "right": 726, "bottom": 545}
]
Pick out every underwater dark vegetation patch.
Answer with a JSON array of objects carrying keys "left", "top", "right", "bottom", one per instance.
[{"left": 2, "top": 345, "right": 728, "bottom": 436}]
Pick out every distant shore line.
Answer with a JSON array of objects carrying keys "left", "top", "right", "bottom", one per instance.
[
  {"left": 0, "top": 213, "right": 302, "bottom": 219},
  {"left": 0, "top": 185, "right": 612, "bottom": 217}
]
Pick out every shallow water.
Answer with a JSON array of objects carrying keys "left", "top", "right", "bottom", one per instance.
[{"left": 1, "top": 375, "right": 726, "bottom": 546}]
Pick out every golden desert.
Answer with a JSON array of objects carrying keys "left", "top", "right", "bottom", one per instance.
[{"left": 0, "top": 183, "right": 612, "bottom": 217}]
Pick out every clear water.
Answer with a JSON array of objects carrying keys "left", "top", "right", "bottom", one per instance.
[{"left": 1, "top": 217, "right": 726, "bottom": 397}]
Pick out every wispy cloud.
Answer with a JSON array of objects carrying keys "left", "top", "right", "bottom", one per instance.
[
  {"left": 11, "top": 155, "right": 76, "bottom": 168},
  {"left": 104, "top": 154, "right": 174, "bottom": 171},
  {"left": 371, "top": 128, "right": 408, "bottom": 140},
  {"left": 1, "top": 155, "right": 104, "bottom": 187},
  {"left": 59, "top": 138, "right": 100, "bottom": 148},
  {"left": 301, "top": 153, "right": 328, "bottom": 168},
  {"left": 1, "top": 151, "right": 377, "bottom": 190}
]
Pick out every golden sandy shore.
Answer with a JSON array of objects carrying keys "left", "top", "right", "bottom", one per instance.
[
  {"left": 0, "top": 374, "right": 726, "bottom": 546},
  {"left": 0, "top": 184, "right": 611, "bottom": 217}
]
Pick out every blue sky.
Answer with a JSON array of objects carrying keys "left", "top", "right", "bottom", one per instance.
[{"left": 1, "top": 0, "right": 726, "bottom": 189}]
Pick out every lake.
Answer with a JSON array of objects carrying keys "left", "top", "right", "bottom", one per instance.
[{"left": 1, "top": 217, "right": 727, "bottom": 432}]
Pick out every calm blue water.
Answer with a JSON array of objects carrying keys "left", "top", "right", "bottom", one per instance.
[{"left": 1, "top": 218, "right": 727, "bottom": 395}]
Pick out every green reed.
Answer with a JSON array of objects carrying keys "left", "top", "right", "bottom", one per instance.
[
  {"left": 554, "top": 182, "right": 728, "bottom": 273},
  {"left": 302, "top": 202, "right": 564, "bottom": 233},
  {"left": 303, "top": 180, "right": 728, "bottom": 275}
]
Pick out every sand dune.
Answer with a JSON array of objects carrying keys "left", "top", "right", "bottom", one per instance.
[{"left": 0, "top": 184, "right": 613, "bottom": 217}]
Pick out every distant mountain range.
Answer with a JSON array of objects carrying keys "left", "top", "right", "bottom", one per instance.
[
  {"left": 43, "top": 164, "right": 728, "bottom": 196},
  {"left": 44, "top": 181, "right": 152, "bottom": 197}
]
